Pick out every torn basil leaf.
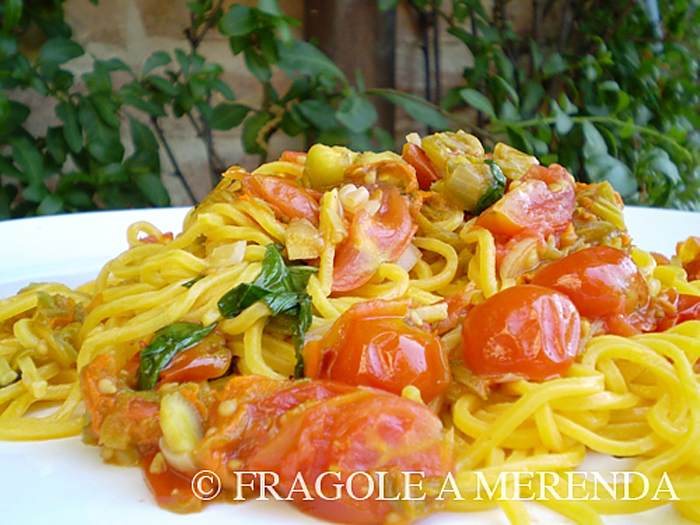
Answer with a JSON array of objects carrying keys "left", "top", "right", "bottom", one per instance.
[
  {"left": 136, "top": 322, "right": 217, "bottom": 390},
  {"left": 474, "top": 159, "right": 507, "bottom": 215},
  {"left": 217, "top": 244, "right": 317, "bottom": 379},
  {"left": 182, "top": 275, "right": 204, "bottom": 288}
]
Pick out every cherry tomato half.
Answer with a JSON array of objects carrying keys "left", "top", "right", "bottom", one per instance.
[
  {"left": 241, "top": 174, "right": 320, "bottom": 227},
  {"left": 303, "top": 299, "right": 451, "bottom": 403},
  {"left": 158, "top": 343, "right": 232, "bottom": 385},
  {"left": 462, "top": 285, "right": 581, "bottom": 381},
  {"left": 332, "top": 183, "right": 417, "bottom": 292},
  {"left": 476, "top": 163, "right": 575, "bottom": 239},
  {"left": 402, "top": 142, "right": 441, "bottom": 190},
  {"left": 531, "top": 245, "right": 650, "bottom": 335},
  {"left": 199, "top": 375, "right": 452, "bottom": 525}
]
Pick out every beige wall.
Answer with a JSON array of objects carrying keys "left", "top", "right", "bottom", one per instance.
[{"left": 28, "top": 1, "right": 534, "bottom": 205}]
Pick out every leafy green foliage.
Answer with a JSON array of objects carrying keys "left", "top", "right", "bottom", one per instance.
[
  {"left": 0, "top": 0, "right": 170, "bottom": 218},
  {"left": 136, "top": 322, "right": 217, "bottom": 390},
  {"left": 4, "top": 0, "right": 696, "bottom": 218},
  {"left": 396, "top": 0, "right": 700, "bottom": 210},
  {"left": 218, "top": 243, "right": 316, "bottom": 377},
  {"left": 1, "top": 0, "right": 449, "bottom": 219}
]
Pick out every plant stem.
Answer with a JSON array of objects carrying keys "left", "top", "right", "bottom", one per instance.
[
  {"left": 498, "top": 115, "right": 697, "bottom": 164},
  {"left": 150, "top": 116, "right": 199, "bottom": 204}
]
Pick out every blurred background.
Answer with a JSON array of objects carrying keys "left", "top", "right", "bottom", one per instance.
[{"left": 1, "top": 0, "right": 698, "bottom": 218}]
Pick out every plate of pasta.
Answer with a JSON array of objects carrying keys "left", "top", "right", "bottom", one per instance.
[{"left": 1, "top": 131, "right": 699, "bottom": 525}]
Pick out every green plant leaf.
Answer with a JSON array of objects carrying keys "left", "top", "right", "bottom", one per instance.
[
  {"left": 128, "top": 116, "right": 160, "bottom": 171},
  {"left": 3, "top": 0, "right": 22, "bottom": 32},
  {"left": 0, "top": 31, "right": 18, "bottom": 60},
  {"left": 37, "top": 194, "right": 64, "bottom": 215},
  {"left": 244, "top": 47, "right": 272, "bottom": 82},
  {"left": 258, "top": 28, "right": 279, "bottom": 65},
  {"left": 0, "top": 97, "right": 29, "bottom": 138},
  {"left": 582, "top": 121, "right": 609, "bottom": 159},
  {"left": 378, "top": 91, "right": 448, "bottom": 130},
  {"left": 550, "top": 100, "right": 574, "bottom": 135},
  {"left": 78, "top": 98, "right": 124, "bottom": 164},
  {"left": 378, "top": 0, "right": 401, "bottom": 11},
  {"left": 242, "top": 111, "right": 272, "bottom": 155},
  {"left": 258, "top": 0, "right": 284, "bottom": 16},
  {"left": 21, "top": 183, "right": 49, "bottom": 203},
  {"left": 135, "top": 173, "right": 170, "bottom": 207},
  {"left": 219, "top": 5, "right": 257, "bottom": 36},
  {"left": 121, "top": 93, "right": 167, "bottom": 117},
  {"left": 277, "top": 40, "right": 345, "bottom": 80},
  {"left": 96, "top": 163, "right": 130, "bottom": 185},
  {"left": 45, "top": 126, "right": 67, "bottom": 165},
  {"left": 142, "top": 51, "right": 172, "bottom": 75},
  {"left": 55, "top": 102, "right": 83, "bottom": 153},
  {"left": 542, "top": 52, "right": 569, "bottom": 78},
  {"left": 90, "top": 93, "right": 121, "bottom": 128},
  {"left": 336, "top": 92, "right": 377, "bottom": 133},
  {"left": 9, "top": 136, "right": 46, "bottom": 186},
  {"left": 209, "top": 102, "right": 250, "bottom": 130},
  {"left": 37, "top": 37, "right": 84, "bottom": 68},
  {"left": 585, "top": 154, "right": 637, "bottom": 198},
  {"left": 174, "top": 48, "right": 190, "bottom": 76},
  {"left": 520, "top": 82, "right": 546, "bottom": 117},
  {"left": 209, "top": 78, "right": 236, "bottom": 101},
  {"left": 460, "top": 88, "right": 496, "bottom": 119},
  {"left": 645, "top": 148, "right": 681, "bottom": 184},
  {"left": 143, "top": 75, "right": 179, "bottom": 97},
  {"left": 0, "top": 184, "right": 18, "bottom": 219},
  {"left": 296, "top": 98, "right": 337, "bottom": 130},
  {"left": 494, "top": 75, "right": 519, "bottom": 106}
]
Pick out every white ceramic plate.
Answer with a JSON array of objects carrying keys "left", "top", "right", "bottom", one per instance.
[{"left": 0, "top": 206, "right": 697, "bottom": 525}]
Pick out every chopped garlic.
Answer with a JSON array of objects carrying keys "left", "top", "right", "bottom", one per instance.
[
  {"left": 405, "top": 132, "right": 422, "bottom": 146},
  {"left": 286, "top": 218, "right": 324, "bottom": 260},
  {"left": 320, "top": 189, "right": 348, "bottom": 246},
  {"left": 160, "top": 391, "right": 203, "bottom": 455},
  {"left": 209, "top": 241, "right": 246, "bottom": 268},
  {"left": 97, "top": 378, "right": 117, "bottom": 395},
  {"left": 338, "top": 184, "right": 370, "bottom": 214}
]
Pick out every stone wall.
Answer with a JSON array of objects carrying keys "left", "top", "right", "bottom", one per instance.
[{"left": 45, "top": 1, "right": 534, "bottom": 205}]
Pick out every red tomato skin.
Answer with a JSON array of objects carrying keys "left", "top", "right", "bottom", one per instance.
[
  {"left": 242, "top": 174, "right": 320, "bottom": 226},
  {"left": 462, "top": 285, "right": 581, "bottom": 381},
  {"left": 476, "top": 164, "right": 575, "bottom": 239},
  {"left": 332, "top": 184, "right": 417, "bottom": 292},
  {"left": 402, "top": 143, "right": 441, "bottom": 191},
  {"left": 531, "top": 245, "right": 650, "bottom": 335},
  {"left": 158, "top": 346, "right": 232, "bottom": 385},
  {"left": 304, "top": 299, "right": 451, "bottom": 403},
  {"left": 141, "top": 449, "right": 202, "bottom": 513},
  {"left": 245, "top": 385, "right": 452, "bottom": 525},
  {"left": 198, "top": 375, "right": 452, "bottom": 525},
  {"left": 656, "top": 293, "right": 700, "bottom": 331}
]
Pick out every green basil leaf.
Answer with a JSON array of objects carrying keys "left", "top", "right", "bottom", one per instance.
[
  {"left": 217, "top": 244, "right": 318, "bottom": 378},
  {"left": 182, "top": 275, "right": 204, "bottom": 288},
  {"left": 263, "top": 292, "right": 301, "bottom": 316},
  {"left": 218, "top": 282, "right": 270, "bottom": 318},
  {"left": 286, "top": 265, "right": 317, "bottom": 293},
  {"left": 475, "top": 160, "right": 507, "bottom": 215},
  {"left": 136, "top": 322, "right": 217, "bottom": 390}
]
